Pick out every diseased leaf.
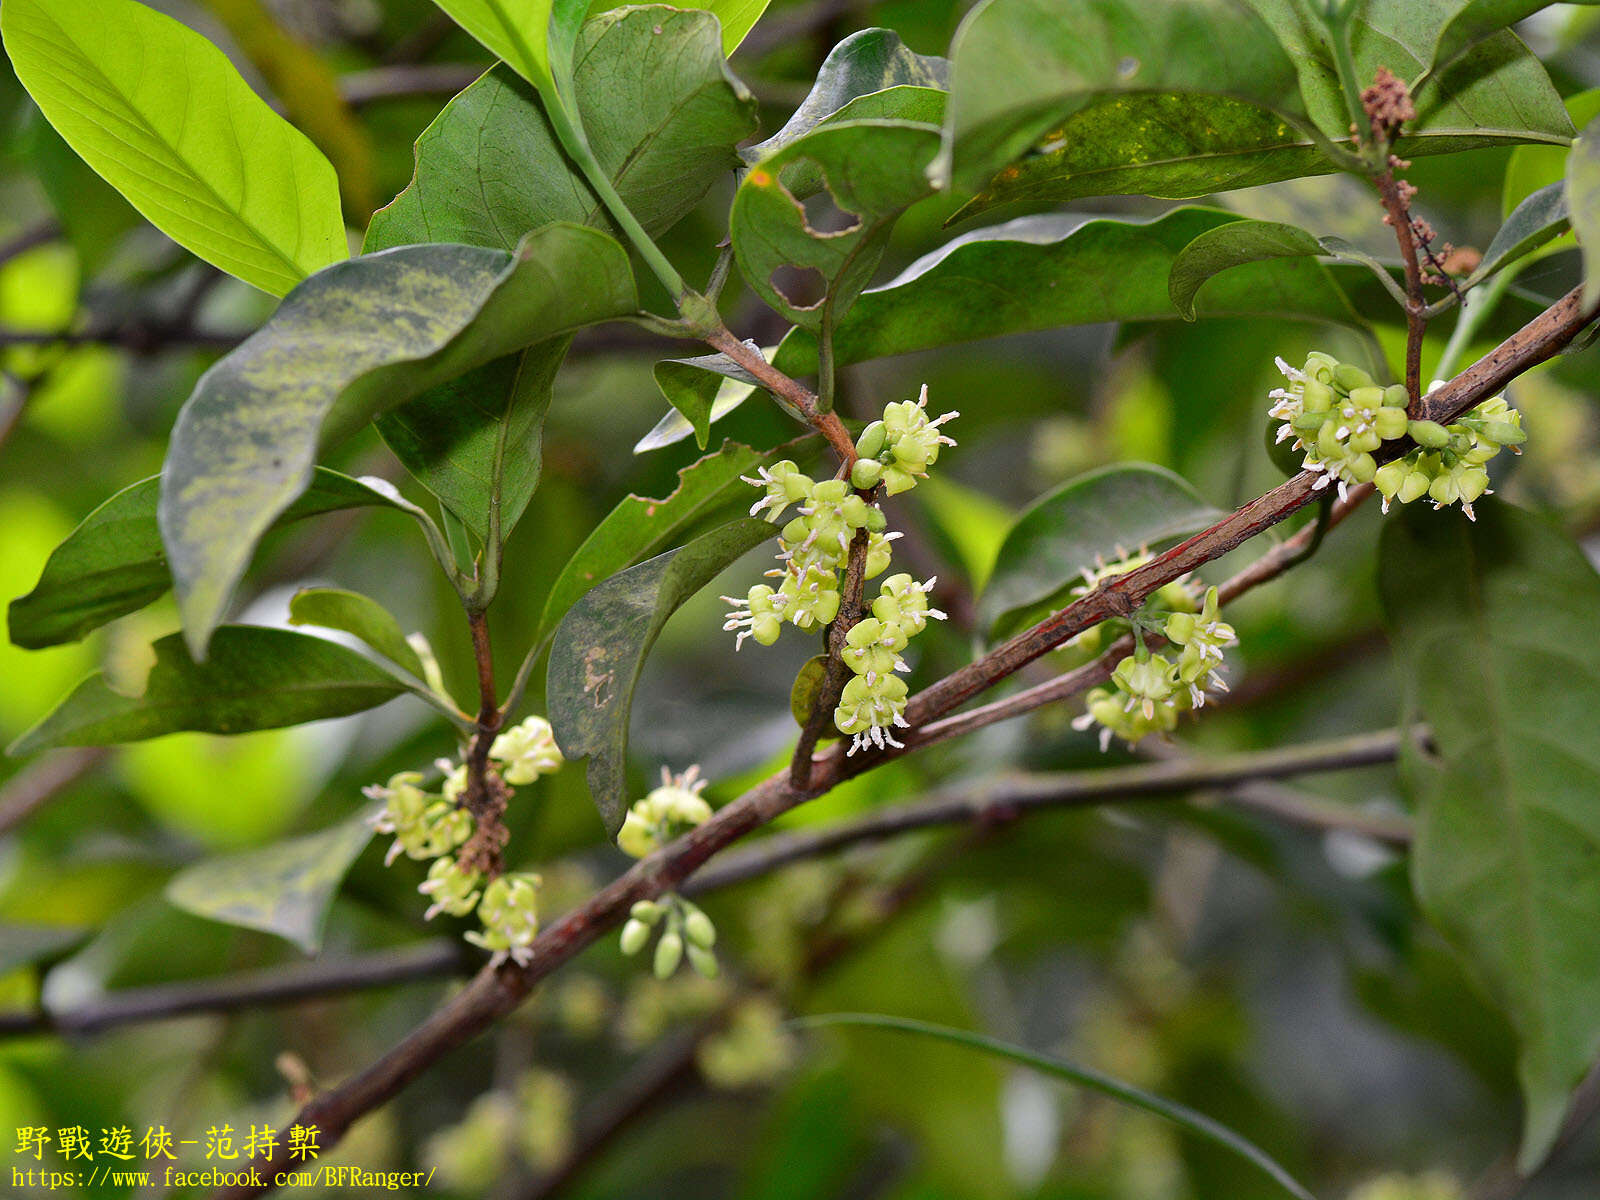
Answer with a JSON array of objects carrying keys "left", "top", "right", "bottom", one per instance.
[
  {"left": 367, "top": 8, "right": 757, "bottom": 251},
  {"left": 751, "top": 28, "right": 946, "bottom": 157},
  {"left": 1465, "top": 182, "right": 1569, "bottom": 287},
  {"left": 980, "top": 464, "right": 1226, "bottom": 633},
  {"left": 1, "top": 0, "right": 347, "bottom": 296},
  {"left": 1568, "top": 115, "right": 1600, "bottom": 310},
  {"left": 9, "top": 627, "right": 407, "bottom": 756},
  {"left": 1168, "top": 220, "right": 1325, "bottom": 320},
  {"left": 159, "top": 226, "right": 636, "bottom": 657},
  {"left": 165, "top": 812, "right": 375, "bottom": 953},
  {"left": 732, "top": 118, "right": 942, "bottom": 328},
  {"left": 547, "top": 519, "right": 773, "bottom": 832},
  {"left": 9, "top": 469, "right": 406, "bottom": 650},
  {"left": 288, "top": 588, "right": 426, "bottom": 678},
  {"left": 1380, "top": 501, "right": 1600, "bottom": 1170}
]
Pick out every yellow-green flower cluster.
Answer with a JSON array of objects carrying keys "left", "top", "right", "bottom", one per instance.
[
  {"left": 847, "top": 384, "right": 958, "bottom": 495},
  {"left": 1270, "top": 352, "right": 1409, "bottom": 501},
  {"left": 1373, "top": 388, "right": 1524, "bottom": 520},
  {"left": 614, "top": 767, "right": 721, "bottom": 978}
]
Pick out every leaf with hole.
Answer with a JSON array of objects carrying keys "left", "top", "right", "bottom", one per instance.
[
  {"left": 9, "top": 627, "right": 408, "bottom": 756},
  {"left": 980, "top": 463, "right": 1226, "bottom": 634},
  {"left": 546, "top": 518, "right": 773, "bottom": 833},
  {"left": 9, "top": 469, "right": 407, "bottom": 651},
  {"left": 1380, "top": 500, "right": 1600, "bottom": 1171},
  {"left": 165, "top": 811, "right": 375, "bottom": 953},
  {"left": 159, "top": 226, "right": 636, "bottom": 658},
  {"left": 1, "top": 0, "right": 347, "bottom": 296}
]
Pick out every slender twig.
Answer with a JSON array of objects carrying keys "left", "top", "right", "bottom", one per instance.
[
  {"left": 1375, "top": 169, "right": 1430, "bottom": 404},
  {"left": 0, "top": 747, "right": 110, "bottom": 837},
  {"left": 0, "top": 321, "right": 243, "bottom": 353},
  {"left": 338, "top": 63, "right": 484, "bottom": 108},
  {"left": 460, "top": 611, "right": 508, "bottom": 879},
  {"left": 700, "top": 325, "right": 858, "bottom": 464},
  {"left": 211, "top": 285, "right": 1599, "bottom": 1200},
  {"left": 0, "top": 942, "right": 469, "bottom": 1039}
]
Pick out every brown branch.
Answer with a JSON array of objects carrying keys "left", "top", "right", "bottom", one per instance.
[
  {"left": 1376, "top": 170, "right": 1429, "bottom": 405},
  {"left": 212, "top": 283, "right": 1598, "bottom": 1200},
  {"left": 459, "top": 610, "right": 509, "bottom": 879},
  {"left": 700, "top": 325, "right": 858, "bottom": 464},
  {"left": 0, "top": 942, "right": 469, "bottom": 1039},
  {"left": 0, "top": 747, "right": 110, "bottom": 837},
  {"left": 0, "top": 321, "right": 244, "bottom": 354}
]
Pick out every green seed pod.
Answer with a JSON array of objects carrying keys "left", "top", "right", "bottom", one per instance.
[
  {"left": 1407, "top": 419, "right": 1451, "bottom": 449},
  {"left": 687, "top": 944, "right": 720, "bottom": 979},
  {"left": 620, "top": 918, "right": 652, "bottom": 957},
  {"left": 850, "top": 457, "right": 884, "bottom": 490},
  {"left": 684, "top": 909, "right": 717, "bottom": 949},
  {"left": 653, "top": 932, "right": 683, "bottom": 979},
  {"left": 854, "top": 420, "right": 887, "bottom": 460}
]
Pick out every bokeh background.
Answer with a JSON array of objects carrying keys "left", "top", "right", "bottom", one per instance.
[{"left": 1, "top": 1, "right": 1599, "bottom": 1197}]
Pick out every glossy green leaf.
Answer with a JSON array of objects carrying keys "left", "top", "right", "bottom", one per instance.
[
  {"left": 542, "top": 442, "right": 800, "bottom": 638},
  {"left": 1, "top": 0, "right": 347, "bottom": 296},
  {"left": 732, "top": 118, "right": 942, "bottom": 328},
  {"left": 367, "top": 8, "right": 757, "bottom": 252},
  {"left": 796, "top": 1015, "right": 1316, "bottom": 1200},
  {"left": 8, "top": 469, "right": 406, "bottom": 650},
  {"left": 751, "top": 28, "right": 946, "bottom": 157},
  {"left": 1568, "top": 114, "right": 1600, "bottom": 310},
  {"left": 547, "top": 518, "right": 772, "bottom": 832},
  {"left": 1168, "top": 220, "right": 1325, "bottom": 320},
  {"left": 980, "top": 464, "right": 1225, "bottom": 632},
  {"left": 426, "top": 0, "right": 563, "bottom": 91},
  {"left": 159, "top": 226, "right": 636, "bottom": 657},
  {"left": 164, "top": 811, "right": 375, "bottom": 953},
  {"left": 1465, "top": 182, "right": 1569, "bottom": 288},
  {"left": 1503, "top": 89, "right": 1600, "bottom": 214},
  {"left": 9, "top": 627, "right": 407, "bottom": 756},
  {"left": 652, "top": 354, "right": 766, "bottom": 449},
  {"left": 698, "top": 0, "right": 769, "bottom": 52},
  {"left": 288, "top": 588, "right": 426, "bottom": 678},
  {"left": 1433, "top": 0, "right": 1600, "bottom": 69},
  {"left": 1380, "top": 501, "right": 1600, "bottom": 1171}
]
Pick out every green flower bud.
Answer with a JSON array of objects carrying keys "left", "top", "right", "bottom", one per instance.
[
  {"left": 684, "top": 909, "right": 716, "bottom": 949},
  {"left": 1408, "top": 420, "right": 1451, "bottom": 448},
  {"left": 687, "top": 944, "right": 720, "bottom": 979},
  {"left": 620, "top": 918, "right": 652, "bottom": 957},
  {"left": 1398, "top": 466, "right": 1432, "bottom": 504},
  {"left": 1383, "top": 383, "right": 1410, "bottom": 408},
  {"left": 630, "top": 900, "right": 663, "bottom": 924},
  {"left": 855, "top": 420, "right": 887, "bottom": 460},
  {"left": 653, "top": 932, "right": 684, "bottom": 979},
  {"left": 850, "top": 457, "right": 884, "bottom": 490},
  {"left": 1373, "top": 406, "right": 1409, "bottom": 441},
  {"left": 1333, "top": 362, "right": 1374, "bottom": 392}
]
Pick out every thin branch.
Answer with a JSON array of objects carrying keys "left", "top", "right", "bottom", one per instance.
[
  {"left": 460, "top": 610, "right": 509, "bottom": 879},
  {"left": 0, "top": 320, "right": 243, "bottom": 353},
  {"left": 0, "top": 942, "right": 469, "bottom": 1039},
  {"left": 1375, "top": 169, "right": 1429, "bottom": 404},
  {"left": 338, "top": 63, "right": 484, "bottom": 108},
  {"left": 700, "top": 325, "right": 858, "bottom": 464},
  {"left": 211, "top": 283, "right": 1599, "bottom": 1200},
  {"left": 0, "top": 747, "right": 110, "bottom": 837}
]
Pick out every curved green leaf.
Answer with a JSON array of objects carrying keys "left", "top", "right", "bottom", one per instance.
[
  {"left": 426, "top": 0, "right": 565, "bottom": 91},
  {"left": 751, "top": 27, "right": 946, "bottom": 157},
  {"left": 697, "top": 0, "right": 770, "bottom": 52},
  {"left": 980, "top": 464, "right": 1226, "bottom": 633},
  {"left": 1, "top": 0, "right": 346, "bottom": 296},
  {"left": 8, "top": 469, "right": 406, "bottom": 651},
  {"left": 367, "top": 8, "right": 757, "bottom": 252},
  {"left": 159, "top": 226, "right": 637, "bottom": 657},
  {"left": 652, "top": 353, "right": 766, "bottom": 450},
  {"left": 288, "top": 588, "right": 426, "bottom": 678},
  {"left": 1568, "top": 114, "right": 1600, "bottom": 310},
  {"left": 1380, "top": 501, "right": 1600, "bottom": 1171},
  {"left": 165, "top": 811, "right": 375, "bottom": 953},
  {"left": 795, "top": 1014, "right": 1316, "bottom": 1200},
  {"left": 732, "top": 118, "right": 942, "bottom": 328},
  {"left": 1168, "top": 220, "right": 1325, "bottom": 320},
  {"left": 1433, "top": 1, "right": 1600, "bottom": 70},
  {"left": 1466, "top": 182, "right": 1569, "bottom": 288},
  {"left": 9, "top": 627, "right": 407, "bottom": 756},
  {"left": 547, "top": 518, "right": 772, "bottom": 833}
]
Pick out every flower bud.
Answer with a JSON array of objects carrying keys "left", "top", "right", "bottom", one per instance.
[
  {"left": 854, "top": 420, "right": 887, "bottom": 459},
  {"left": 653, "top": 932, "right": 684, "bottom": 979},
  {"left": 687, "top": 944, "right": 720, "bottom": 979},
  {"left": 630, "top": 900, "right": 663, "bottom": 924},
  {"left": 683, "top": 908, "right": 717, "bottom": 949},
  {"left": 620, "top": 918, "right": 652, "bottom": 956},
  {"left": 850, "top": 457, "right": 883, "bottom": 490},
  {"left": 1408, "top": 420, "right": 1451, "bottom": 448}
]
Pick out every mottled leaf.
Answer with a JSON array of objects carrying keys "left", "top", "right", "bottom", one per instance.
[
  {"left": 751, "top": 27, "right": 946, "bottom": 157},
  {"left": 1380, "top": 501, "right": 1600, "bottom": 1170},
  {"left": 159, "top": 226, "right": 636, "bottom": 656},
  {"left": 9, "top": 469, "right": 406, "bottom": 650},
  {"left": 980, "top": 464, "right": 1226, "bottom": 632},
  {"left": 1, "top": 0, "right": 347, "bottom": 296},
  {"left": 288, "top": 588, "right": 426, "bottom": 678},
  {"left": 165, "top": 812, "right": 375, "bottom": 953},
  {"left": 1568, "top": 114, "right": 1600, "bottom": 310},
  {"left": 9, "top": 627, "right": 407, "bottom": 756},
  {"left": 732, "top": 118, "right": 942, "bottom": 328},
  {"left": 547, "top": 519, "right": 772, "bottom": 832}
]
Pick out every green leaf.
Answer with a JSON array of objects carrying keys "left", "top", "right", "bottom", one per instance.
[
  {"left": 160, "top": 226, "right": 637, "bottom": 657},
  {"left": 1465, "top": 181, "right": 1569, "bottom": 288},
  {"left": 374, "top": 342, "right": 565, "bottom": 543},
  {"left": 652, "top": 354, "right": 766, "bottom": 450},
  {"left": 1168, "top": 220, "right": 1326, "bottom": 321},
  {"left": 547, "top": 518, "right": 773, "bottom": 832},
  {"left": 1380, "top": 501, "right": 1600, "bottom": 1170},
  {"left": 789, "top": 655, "right": 831, "bottom": 730},
  {"left": 366, "top": 8, "right": 757, "bottom": 252},
  {"left": 1568, "top": 114, "right": 1600, "bottom": 310},
  {"left": 1432, "top": 0, "right": 1600, "bottom": 69},
  {"left": 288, "top": 588, "right": 426, "bottom": 678},
  {"left": 8, "top": 469, "right": 406, "bottom": 650},
  {"left": 9, "top": 627, "right": 407, "bottom": 756},
  {"left": 541, "top": 441, "right": 798, "bottom": 639},
  {"left": 794, "top": 1014, "right": 1317, "bottom": 1200},
  {"left": 698, "top": 0, "right": 769, "bottom": 52},
  {"left": 164, "top": 812, "right": 375, "bottom": 953},
  {"left": 426, "top": 0, "right": 563, "bottom": 91},
  {"left": 732, "top": 118, "right": 942, "bottom": 328},
  {"left": 980, "top": 464, "right": 1226, "bottom": 633},
  {"left": 751, "top": 28, "right": 946, "bottom": 158},
  {"left": 1504, "top": 89, "right": 1600, "bottom": 215},
  {"left": 1, "top": 0, "right": 347, "bottom": 296}
]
